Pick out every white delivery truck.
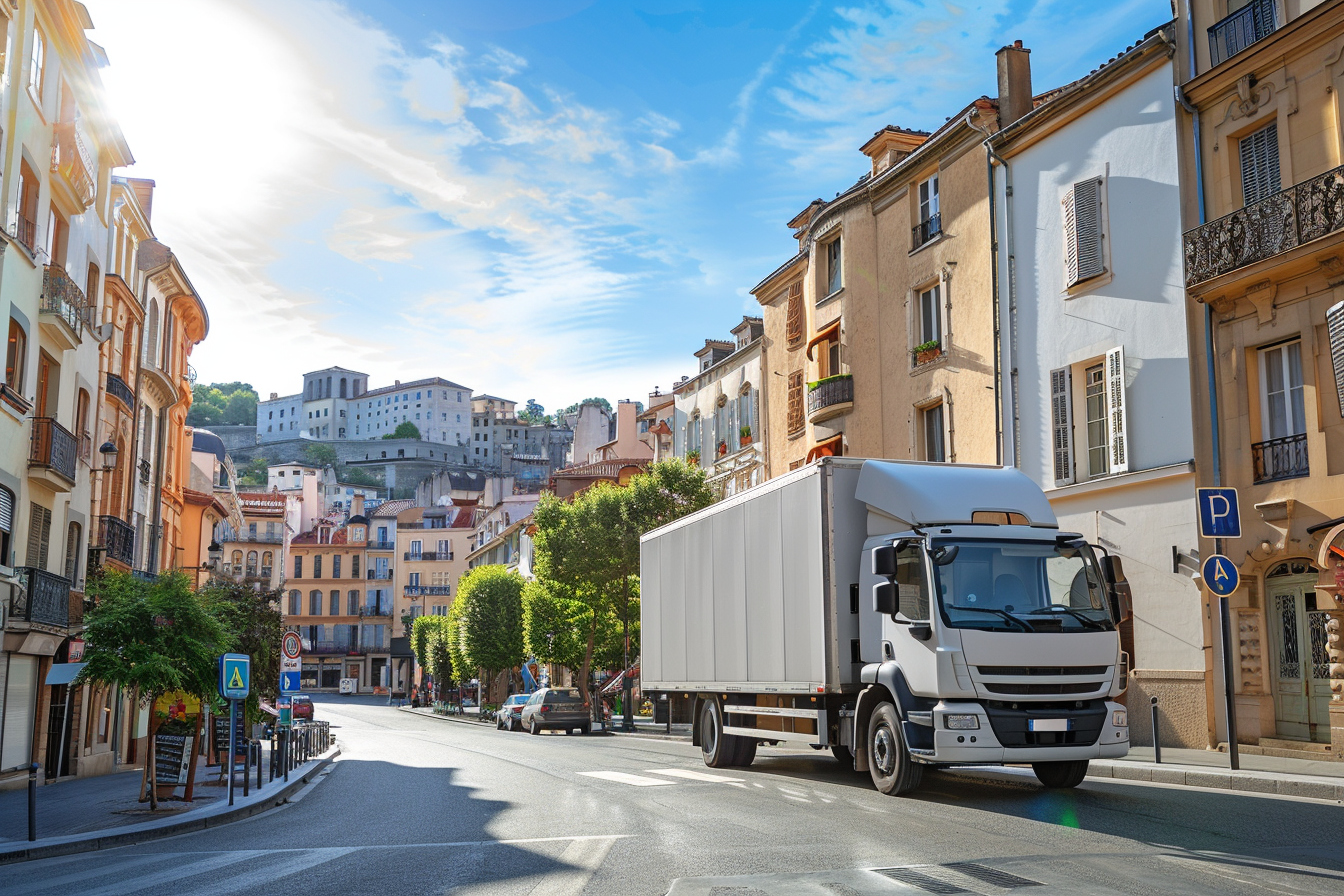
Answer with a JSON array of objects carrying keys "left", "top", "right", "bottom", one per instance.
[{"left": 639, "top": 457, "right": 1132, "bottom": 795}]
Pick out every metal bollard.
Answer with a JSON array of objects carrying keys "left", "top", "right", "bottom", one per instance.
[
  {"left": 282, "top": 728, "right": 289, "bottom": 782},
  {"left": 256, "top": 741, "right": 263, "bottom": 791},
  {"left": 1150, "top": 696, "right": 1162, "bottom": 764},
  {"left": 243, "top": 740, "right": 250, "bottom": 797},
  {"left": 28, "top": 763, "right": 39, "bottom": 842}
]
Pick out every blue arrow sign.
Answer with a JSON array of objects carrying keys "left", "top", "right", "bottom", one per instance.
[
  {"left": 219, "top": 654, "right": 250, "bottom": 700},
  {"left": 1202, "top": 554, "right": 1240, "bottom": 597},
  {"left": 1197, "top": 488, "right": 1241, "bottom": 539},
  {"left": 279, "top": 671, "right": 301, "bottom": 696}
]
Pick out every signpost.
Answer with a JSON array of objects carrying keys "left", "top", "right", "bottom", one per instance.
[
  {"left": 218, "top": 654, "right": 250, "bottom": 806},
  {"left": 1196, "top": 488, "right": 1241, "bottom": 770},
  {"left": 280, "top": 632, "right": 302, "bottom": 697}
]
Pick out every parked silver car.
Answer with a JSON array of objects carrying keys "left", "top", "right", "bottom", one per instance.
[
  {"left": 495, "top": 694, "right": 529, "bottom": 731},
  {"left": 520, "top": 687, "right": 591, "bottom": 735}
]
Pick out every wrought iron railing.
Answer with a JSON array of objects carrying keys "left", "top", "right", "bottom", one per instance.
[
  {"left": 14, "top": 214, "right": 36, "bottom": 252},
  {"left": 367, "top": 569, "right": 393, "bottom": 580},
  {"left": 1252, "top": 432, "right": 1309, "bottom": 484},
  {"left": 404, "top": 551, "right": 449, "bottom": 561},
  {"left": 359, "top": 605, "right": 392, "bottom": 617},
  {"left": 106, "top": 372, "right": 134, "bottom": 407},
  {"left": 39, "top": 265, "right": 89, "bottom": 337},
  {"left": 12, "top": 567, "right": 71, "bottom": 627},
  {"left": 1208, "top": 0, "right": 1276, "bottom": 67},
  {"left": 912, "top": 212, "right": 942, "bottom": 249},
  {"left": 1184, "top": 164, "right": 1344, "bottom": 287},
  {"left": 131, "top": 569, "right": 157, "bottom": 583},
  {"left": 405, "top": 586, "right": 451, "bottom": 596},
  {"left": 29, "top": 417, "right": 77, "bottom": 484},
  {"left": 310, "top": 640, "right": 356, "bottom": 655},
  {"left": 51, "top": 120, "right": 96, "bottom": 207},
  {"left": 98, "top": 515, "right": 136, "bottom": 567},
  {"left": 807, "top": 375, "right": 854, "bottom": 418},
  {"left": 368, "top": 540, "right": 396, "bottom": 551}
]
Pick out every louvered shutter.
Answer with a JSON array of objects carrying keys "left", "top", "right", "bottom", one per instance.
[
  {"left": 1105, "top": 346, "right": 1130, "bottom": 474},
  {"left": 1064, "top": 178, "right": 1105, "bottom": 287},
  {"left": 26, "top": 503, "right": 51, "bottom": 568},
  {"left": 1328, "top": 301, "right": 1344, "bottom": 417},
  {"left": 787, "top": 370, "right": 805, "bottom": 434},
  {"left": 0, "top": 487, "right": 13, "bottom": 538},
  {"left": 785, "top": 281, "right": 804, "bottom": 347},
  {"left": 1050, "top": 367, "right": 1074, "bottom": 485},
  {"left": 1239, "top": 123, "right": 1280, "bottom": 205}
]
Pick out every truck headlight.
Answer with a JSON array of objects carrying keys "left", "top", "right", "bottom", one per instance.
[
  {"left": 943, "top": 714, "right": 980, "bottom": 730},
  {"left": 1112, "top": 709, "right": 1127, "bottom": 728}
]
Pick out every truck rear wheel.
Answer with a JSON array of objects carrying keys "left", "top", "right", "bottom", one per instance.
[
  {"left": 732, "top": 736, "right": 757, "bottom": 767},
  {"left": 700, "top": 699, "right": 734, "bottom": 768},
  {"left": 868, "top": 703, "right": 923, "bottom": 795},
  {"left": 1032, "top": 760, "right": 1089, "bottom": 789}
]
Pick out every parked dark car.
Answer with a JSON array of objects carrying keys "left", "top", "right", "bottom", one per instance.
[
  {"left": 495, "top": 694, "right": 529, "bottom": 731},
  {"left": 291, "top": 695, "right": 314, "bottom": 721},
  {"left": 520, "top": 687, "right": 590, "bottom": 735}
]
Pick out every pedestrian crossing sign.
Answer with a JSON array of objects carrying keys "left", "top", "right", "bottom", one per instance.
[{"left": 219, "top": 653, "right": 250, "bottom": 700}]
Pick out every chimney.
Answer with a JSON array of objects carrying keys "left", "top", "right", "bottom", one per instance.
[
  {"left": 996, "top": 40, "right": 1032, "bottom": 127},
  {"left": 352, "top": 493, "right": 364, "bottom": 516},
  {"left": 270, "top": 392, "right": 278, "bottom": 400}
]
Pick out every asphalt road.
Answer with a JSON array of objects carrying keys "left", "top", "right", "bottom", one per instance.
[{"left": 3, "top": 695, "right": 1343, "bottom": 896}]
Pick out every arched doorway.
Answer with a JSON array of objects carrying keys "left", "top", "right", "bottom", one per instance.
[{"left": 1264, "top": 559, "right": 1331, "bottom": 742}]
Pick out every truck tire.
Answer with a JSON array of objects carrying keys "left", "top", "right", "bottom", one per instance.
[
  {"left": 700, "top": 699, "right": 739, "bottom": 768},
  {"left": 831, "top": 743, "right": 854, "bottom": 768},
  {"left": 867, "top": 703, "right": 923, "bottom": 795},
  {"left": 732, "top": 736, "right": 757, "bottom": 767},
  {"left": 1032, "top": 760, "right": 1089, "bottom": 788}
]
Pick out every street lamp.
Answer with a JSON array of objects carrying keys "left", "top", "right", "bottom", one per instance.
[
  {"left": 206, "top": 540, "right": 223, "bottom": 571},
  {"left": 98, "top": 440, "right": 118, "bottom": 471}
]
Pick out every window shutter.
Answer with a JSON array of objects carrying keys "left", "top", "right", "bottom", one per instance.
[
  {"left": 1328, "top": 301, "right": 1344, "bottom": 418},
  {"left": 0, "top": 488, "right": 13, "bottom": 535},
  {"left": 1240, "top": 123, "right": 1280, "bottom": 205},
  {"left": 785, "top": 281, "right": 804, "bottom": 347},
  {"left": 1064, "top": 178, "right": 1104, "bottom": 286},
  {"left": 26, "top": 503, "right": 51, "bottom": 568},
  {"left": 1105, "top": 346, "right": 1129, "bottom": 474},
  {"left": 1050, "top": 367, "right": 1074, "bottom": 485},
  {"left": 787, "top": 370, "right": 805, "bottom": 434}
]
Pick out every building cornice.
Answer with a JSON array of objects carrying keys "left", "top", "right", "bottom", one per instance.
[{"left": 1183, "top": 1, "right": 1344, "bottom": 103}]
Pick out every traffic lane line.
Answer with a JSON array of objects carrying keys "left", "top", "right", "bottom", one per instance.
[{"left": 577, "top": 771, "right": 676, "bottom": 787}]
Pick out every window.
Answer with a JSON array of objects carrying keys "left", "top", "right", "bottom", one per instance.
[
  {"left": 922, "top": 403, "right": 946, "bottom": 463},
  {"left": 1050, "top": 368, "right": 1074, "bottom": 485},
  {"left": 28, "top": 28, "right": 45, "bottom": 102},
  {"left": 309, "top": 590, "right": 322, "bottom": 615},
  {"left": 348, "top": 590, "right": 359, "bottom": 615},
  {"left": 1240, "top": 122, "right": 1280, "bottom": 206},
  {"left": 893, "top": 540, "right": 930, "bottom": 621},
  {"left": 332, "top": 555, "right": 341, "bottom": 579},
  {"left": 246, "top": 550, "right": 259, "bottom": 577},
  {"left": 1085, "top": 364, "right": 1109, "bottom": 477},
  {"left": 1259, "top": 340, "right": 1306, "bottom": 441},
  {"left": 288, "top": 591, "right": 301, "bottom": 615},
  {"left": 787, "top": 370, "right": 805, "bottom": 434},
  {"left": 6, "top": 318, "right": 27, "bottom": 392},
  {"left": 917, "top": 284, "right": 941, "bottom": 348},
  {"left": 26, "top": 503, "right": 51, "bottom": 568},
  {"left": 1063, "top": 177, "right": 1106, "bottom": 287},
  {"left": 0, "top": 486, "right": 14, "bottom": 566},
  {"left": 410, "top": 539, "right": 422, "bottom": 558},
  {"left": 330, "top": 591, "right": 340, "bottom": 615},
  {"left": 64, "top": 522, "right": 81, "bottom": 583},
  {"left": 409, "top": 572, "right": 420, "bottom": 587},
  {"left": 915, "top": 174, "right": 940, "bottom": 246},
  {"left": 294, "top": 555, "right": 303, "bottom": 579},
  {"left": 313, "top": 555, "right": 322, "bottom": 578},
  {"left": 825, "top": 236, "right": 842, "bottom": 296},
  {"left": 1049, "top": 347, "right": 1128, "bottom": 485},
  {"left": 16, "top": 162, "right": 39, "bottom": 251},
  {"left": 785, "top": 281, "right": 804, "bottom": 348}
]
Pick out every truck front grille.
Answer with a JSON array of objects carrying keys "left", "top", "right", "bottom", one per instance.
[
  {"left": 983, "top": 699, "right": 1106, "bottom": 748},
  {"left": 982, "top": 681, "right": 1104, "bottom": 695},
  {"left": 976, "top": 665, "right": 1108, "bottom": 676}
]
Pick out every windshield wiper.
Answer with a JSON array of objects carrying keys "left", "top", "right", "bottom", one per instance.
[
  {"left": 947, "top": 605, "right": 1034, "bottom": 632},
  {"left": 1026, "top": 605, "right": 1108, "bottom": 630}
]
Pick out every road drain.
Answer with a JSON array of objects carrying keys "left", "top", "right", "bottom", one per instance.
[
  {"left": 874, "top": 863, "right": 1043, "bottom": 894},
  {"left": 945, "top": 863, "right": 1042, "bottom": 888},
  {"left": 873, "top": 868, "right": 968, "bottom": 894}
]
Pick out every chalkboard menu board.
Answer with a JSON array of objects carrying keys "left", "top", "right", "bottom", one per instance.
[
  {"left": 155, "top": 734, "right": 193, "bottom": 785},
  {"left": 213, "top": 714, "right": 248, "bottom": 756}
]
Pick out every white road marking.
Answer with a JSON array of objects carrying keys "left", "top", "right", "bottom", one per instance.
[
  {"left": 154, "top": 848, "right": 361, "bottom": 896},
  {"left": 0, "top": 855, "right": 160, "bottom": 894},
  {"left": 526, "top": 835, "right": 617, "bottom": 896},
  {"left": 577, "top": 771, "right": 675, "bottom": 786},
  {"left": 81, "top": 850, "right": 268, "bottom": 896},
  {"left": 644, "top": 768, "right": 742, "bottom": 783}
]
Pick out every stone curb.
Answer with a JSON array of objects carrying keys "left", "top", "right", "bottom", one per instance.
[
  {"left": 1085, "top": 758, "right": 1344, "bottom": 802},
  {"left": 0, "top": 745, "right": 341, "bottom": 865}
]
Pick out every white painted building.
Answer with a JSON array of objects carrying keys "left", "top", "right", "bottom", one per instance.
[
  {"left": 992, "top": 29, "right": 1207, "bottom": 747},
  {"left": 256, "top": 371, "right": 471, "bottom": 446}
]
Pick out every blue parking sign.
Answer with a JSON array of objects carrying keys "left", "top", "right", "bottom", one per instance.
[
  {"left": 1202, "top": 554, "right": 1240, "bottom": 597},
  {"left": 1197, "top": 488, "right": 1241, "bottom": 539}
]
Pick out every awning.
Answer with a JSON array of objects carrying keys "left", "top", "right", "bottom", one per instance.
[
  {"left": 45, "top": 662, "right": 86, "bottom": 687},
  {"left": 805, "top": 435, "right": 844, "bottom": 464},
  {"left": 805, "top": 321, "right": 841, "bottom": 360}
]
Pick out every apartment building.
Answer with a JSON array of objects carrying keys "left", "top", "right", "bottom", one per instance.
[
  {"left": 469, "top": 394, "right": 574, "bottom": 481},
  {"left": 392, "top": 503, "right": 474, "bottom": 694},
  {"left": 1176, "top": 0, "right": 1344, "bottom": 754},
  {"left": 216, "top": 491, "right": 288, "bottom": 591},
  {"left": 256, "top": 370, "right": 472, "bottom": 446}
]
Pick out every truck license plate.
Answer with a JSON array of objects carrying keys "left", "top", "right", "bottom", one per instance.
[{"left": 1029, "top": 718, "right": 1071, "bottom": 732}]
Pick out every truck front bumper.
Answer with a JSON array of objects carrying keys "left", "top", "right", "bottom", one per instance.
[{"left": 918, "top": 700, "right": 1129, "bottom": 764}]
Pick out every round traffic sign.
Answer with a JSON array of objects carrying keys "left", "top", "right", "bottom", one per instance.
[
  {"left": 282, "top": 631, "right": 302, "bottom": 660},
  {"left": 1201, "top": 554, "right": 1240, "bottom": 597}
]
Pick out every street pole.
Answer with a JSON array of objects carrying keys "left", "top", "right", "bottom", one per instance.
[
  {"left": 622, "top": 585, "right": 634, "bottom": 732},
  {"left": 1214, "top": 535, "right": 1239, "bottom": 770},
  {"left": 227, "top": 698, "right": 237, "bottom": 806}
]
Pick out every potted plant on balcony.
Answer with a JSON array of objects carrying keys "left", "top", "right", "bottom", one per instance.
[
  {"left": 686, "top": 449, "right": 700, "bottom": 466},
  {"left": 913, "top": 340, "right": 942, "bottom": 365},
  {"left": 717, "top": 440, "right": 728, "bottom": 457},
  {"left": 739, "top": 425, "right": 752, "bottom": 448}
]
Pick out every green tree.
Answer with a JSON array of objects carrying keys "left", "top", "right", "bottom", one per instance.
[
  {"left": 457, "top": 566, "right": 525, "bottom": 697},
  {"left": 302, "top": 442, "right": 338, "bottom": 467},
  {"left": 75, "top": 571, "right": 231, "bottom": 809},
  {"left": 205, "top": 581, "right": 284, "bottom": 724},
  {"left": 518, "top": 399, "right": 549, "bottom": 425},
  {"left": 382, "top": 421, "right": 421, "bottom": 440},
  {"left": 187, "top": 382, "right": 258, "bottom": 427},
  {"left": 223, "top": 390, "right": 257, "bottom": 425},
  {"left": 412, "top": 615, "right": 456, "bottom": 701},
  {"left": 557, "top": 397, "right": 612, "bottom": 419},
  {"left": 237, "top": 457, "right": 269, "bottom": 487}
]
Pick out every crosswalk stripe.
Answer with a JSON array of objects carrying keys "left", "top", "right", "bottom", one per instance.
[
  {"left": 82, "top": 850, "right": 268, "bottom": 896},
  {"left": 644, "top": 769, "right": 743, "bottom": 783},
  {"left": 527, "top": 836, "right": 617, "bottom": 896},
  {"left": 159, "top": 848, "right": 361, "bottom": 896},
  {"left": 577, "top": 771, "right": 675, "bottom": 786},
  {"left": 0, "top": 855, "right": 158, "bottom": 895}
]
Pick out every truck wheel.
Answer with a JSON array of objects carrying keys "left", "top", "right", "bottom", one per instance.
[
  {"left": 1032, "top": 760, "right": 1089, "bottom": 788},
  {"left": 732, "top": 737, "right": 757, "bottom": 767},
  {"left": 868, "top": 703, "right": 923, "bottom": 795},
  {"left": 700, "top": 699, "right": 737, "bottom": 768},
  {"left": 831, "top": 744, "right": 854, "bottom": 768}
]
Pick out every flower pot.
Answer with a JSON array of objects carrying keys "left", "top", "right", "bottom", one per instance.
[
  {"left": 739, "top": 436, "right": 751, "bottom": 448},
  {"left": 916, "top": 348, "right": 941, "bottom": 365}
]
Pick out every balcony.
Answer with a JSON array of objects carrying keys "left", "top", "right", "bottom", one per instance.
[
  {"left": 404, "top": 551, "right": 450, "bottom": 562},
  {"left": 28, "top": 417, "right": 77, "bottom": 488},
  {"left": 359, "top": 605, "right": 392, "bottom": 617},
  {"left": 1208, "top": 0, "right": 1276, "bottom": 67},
  {"left": 1184, "top": 164, "right": 1344, "bottom": 288},
  {"left": 1252, "top": 433, "right": 1309, "bottom": 484},
  {"left": 309, "top": 640, "right": 357, "bottom": 656},
  {"left": 14, "top": 214, "right": 36, "bottom": 253},
  {"left": 912, "top": 213, "right": 942, "bottom": 250},
  {"left": 367, "top": 569, "right": 393, "bottom": 581},
  {"left": 368, "top": 540, "right": 396, "bottom": 551},
  {"left": 50, "top": 120, "right": 96, "bottom": 210},
  {"left": 131, "top": 569, "right": 157, "bottom": 583},
  {"left": 105, "top": 372, "right": 135, "bottom": 409},
  {"left": 38, "top": 265, "right": 89, "bottom": 351},
  {"left": 405, "top": 586, "right": 452, "bottom": 597},
  {"left": 11, "top": 567, "right": 71, "bottom": 628},
  {"left": 97, "top": 515, "right": 136, "bottom": 568},
  {"left": 807, "top": 375, "right": 854, "bottom": 425}
]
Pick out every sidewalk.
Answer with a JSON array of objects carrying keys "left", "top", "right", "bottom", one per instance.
[{"left": 0, "top": 744, "right": 339, "bottom": 864}]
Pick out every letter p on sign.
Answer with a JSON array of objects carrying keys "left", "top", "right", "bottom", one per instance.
[{"left": 1197, "top": 488, "right": 1241, "bottom": 539}]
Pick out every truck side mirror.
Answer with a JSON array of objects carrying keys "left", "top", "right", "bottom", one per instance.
[
  {"left": 873, "top": 581, "right": 898, "bottom": 616},
  {"left": 872, "top": 544, "right": 898, "bottom": 577},
  {"left": 1098, "top": 555, "right": 1134, "bottom": 623}
]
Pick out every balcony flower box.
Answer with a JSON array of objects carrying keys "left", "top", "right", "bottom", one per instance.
[{"left": 913, "top": 340, "right": 942, "bottom": 366}]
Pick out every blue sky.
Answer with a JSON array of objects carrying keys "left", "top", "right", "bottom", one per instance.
[{"left": 83, "top": 0, "right": 1168, "bottom": 411}]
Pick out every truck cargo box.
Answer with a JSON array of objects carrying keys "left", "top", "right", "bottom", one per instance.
[{"left": 640, "top": 458, "right": 868, "bottom": 695}]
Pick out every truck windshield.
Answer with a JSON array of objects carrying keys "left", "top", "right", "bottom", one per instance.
[{"left": 931, "top": 540, "right": 1114, "bottom": 633}]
